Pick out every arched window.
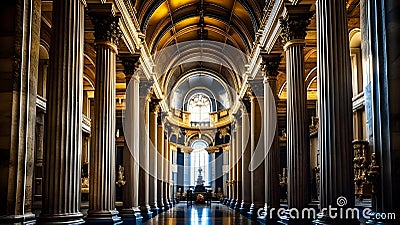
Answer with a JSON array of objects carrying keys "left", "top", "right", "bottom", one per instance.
[
  {"left": 187, "top": 93, "right": 211, "bottom": 124},
  {"left": 190, "top": 140, "right": 209, "bottom": 186}
]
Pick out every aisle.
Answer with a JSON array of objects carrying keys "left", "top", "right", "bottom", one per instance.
[{"left": 144, "top": 202, "right": 258, "bottom": 225}]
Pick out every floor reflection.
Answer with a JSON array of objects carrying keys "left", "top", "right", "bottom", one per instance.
[{"left": 144, "top": 202, "right": 257, "bottom": 225}]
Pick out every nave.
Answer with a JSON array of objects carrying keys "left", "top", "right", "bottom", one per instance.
[{"left": 144, "top": 202, "right": 257, "bottom": 225}]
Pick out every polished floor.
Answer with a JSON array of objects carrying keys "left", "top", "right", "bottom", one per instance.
[{"left": 144, "top": 202, "right": 258, "bottom": 225}]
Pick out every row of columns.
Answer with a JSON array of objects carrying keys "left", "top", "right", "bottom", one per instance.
[
  {"left": 35, "top": 2, "right": 174, "bottom": 224},
  {"left": 224, "top": 3, "right": 356, "bottom": 225}
]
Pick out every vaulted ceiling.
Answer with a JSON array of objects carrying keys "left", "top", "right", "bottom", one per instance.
[
  {"left": 131, "top": 0, "right": 267, "bottom": 95},
  {"left": 133, "top": 0, "right": 266, "bottom": 54}
]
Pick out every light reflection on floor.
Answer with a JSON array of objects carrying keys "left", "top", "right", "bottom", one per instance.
[{"left": 144, "top": 202, "right": 258, "bottom": 225}]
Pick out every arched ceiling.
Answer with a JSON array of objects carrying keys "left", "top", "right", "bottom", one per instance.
[
  {"left": 133, "top": 0, "right": 265, "bottom": 54},
  {"left": 170, "top": 73, "right": 235, "bottom": 110}
]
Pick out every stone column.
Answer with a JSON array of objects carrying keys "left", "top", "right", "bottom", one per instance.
[
  {"left": 280, "top": 4, "right": 313, "bottom": 215},
  {"left": 358, "top": 0, "right": 400, "bottom": 222},
  {"left": 119, "top": 55, "right": 142, "bottom": 225},
  {"left": 156, "top": 114, "right": 165, "bottom": 211},
  {"left": 163, "top": 131, "right": 170, "bottom": 209},
  {"left": 138, "top": 81, "right": 153, "bottom": 221},
  {"left": 235, "top": 116, "right": 243, "bottom": 210},
  {"left": 314, "top": 0, "right": 355, "bottom": 223},
  {"left": 247, "top": 82, "right": 266, "bottom": 219},
  {"left": 38, "top": 0, "right": 84, "bottom": 224},
  {"left": 148, "top": 100, "right": 159, "bottom": 215},
  {"left": 240, "top": 99, "right": 252, "bottom": 214},
  {"left": 230, "top": 127, "right": 237, "bottom": 208},
  {"left": 86, "top": 3, "right": 122, "bottom": 224},
  {"left": 261, "top": 52, "right": 282, "bottom": 221},
  {"left": 167, "top": 141, "right": 173, "bottom": 207},
  {"left": 227, "top": 133, "right": 232, "bottom": 205}
]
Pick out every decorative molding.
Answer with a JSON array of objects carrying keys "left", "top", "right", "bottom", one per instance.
[
  {"left": 119, "top": 54, "right": 141, "bottom": 76},
  {"left": 260, "top": 52, "right": 282, "bottom": 78},
  {"left": 279, "top": 4, "right": 314, "bottom": 43},
  {"left": 87, "top": 4, "right": 122, "bottom": 47},
  {"left": 149, "top": 99, "right": 161, "bottom": 113}
]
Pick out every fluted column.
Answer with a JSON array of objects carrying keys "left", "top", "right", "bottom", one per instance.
[
  {"left": 38, "top": 0, "right": 84, "bottom": 223},
  {"left": 138, "top": 81, "right": 153, "bottom": 221},
  {"left": 230, "top": 127, "right": 237, "bottom": 208},
  {"left": 247, "top": 82, "right": 266, "bottom": 219},
  {"left": 156, "top": 115, "right": 165, "bottom": 211},
  {"left": 148, "top": 100, "right": 159, "bottom": 215},
  {"left": 167, "top": 141, "right": 173, "bottom": 207},
  {"left": 163, "top": 131, "right": 170, "bottom": 208},
  {"left": 280, "top": 4, "right": 313, "bottom": 213},
  {"left": 261, "top": 53, "right": 282, "bottom": 220},
  {"left": 240, "top": 99, "right": 252, "bottom": 214},
  {"left": 235, "top": 116, "right": 243, "bottom": 210},
  {"left": 227, "top": 131, "right": 233, "bottom": 204},
  {"left": 86, "top": 4, "right": 122, "bottom": 224},
  {"left": 119, "top": 55, "right": 142, "bottom": 224},
  {"left": 314, "top": 1, "right": 355, "bottom": 224}
]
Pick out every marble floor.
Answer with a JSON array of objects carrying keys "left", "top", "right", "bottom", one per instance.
[{"left": 144, "top": 202, "right": 258, "bottom": 225}]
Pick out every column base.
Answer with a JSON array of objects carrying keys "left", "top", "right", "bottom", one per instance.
[
  {"left": 85, "top": 210, "right": 122, "bottom": 225},
  {"left": 0, "top": 213, "right": 36, "bottom": 225},
  {"left": 157, "top": 202, "right": 165, "bottom": 212},
  {"left": 140, "top": 206, "right": 153, "bottom": 222},
  {"left": 234, "top": 199, "right": 242, "bottom": 211},
  {"left": 38, "top": 212, "right": 84, "bottom": 224},
  {"left": 257, "top": 207, "right": 281, "bottom": 225},
  {"left": 230, "top": 199, "right": 237, "bottom": 209},
  {"left": 119, "top": 207, "right": 143, "bottom": 225},
  {"left": 247, "top": 203, "right": 263, "bottom": 220},
  {"left": 240, "top": 201, "right": 251, "bottom": 215},
  {"left": 162, "top": 200, "right": 169, "bottom": 210},
  {"left": 150, "top": 205, "right": 159, "bottom": 217},
  {"left": 312, "top": 212, "right": 360, "bottom": 225}
]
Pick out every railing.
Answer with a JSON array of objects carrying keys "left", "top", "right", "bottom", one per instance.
[{"left": 190, "top": 121, "right": 210, "bottom": 127}]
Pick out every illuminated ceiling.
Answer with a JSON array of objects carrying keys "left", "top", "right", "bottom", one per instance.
[{"left": 134, "top": 0, "right": 266, "bottom": 54}]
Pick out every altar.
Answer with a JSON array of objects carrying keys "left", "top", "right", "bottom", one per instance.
[{"left": 187, "top": 168, "right": 212, "bottom": 206}]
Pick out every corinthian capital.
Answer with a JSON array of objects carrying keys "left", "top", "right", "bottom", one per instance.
[
  {"left": 260, "top": 52, "right": 282, "bottom": 78},
  {"left": 88, "top": 3, "right": 122, "bottom": 46},
  {"left": 279, "top": 4, "right": 314, "bottom": 43},
  {"left": 119, "top": 54, "right": 141, "bottom": 76}
]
